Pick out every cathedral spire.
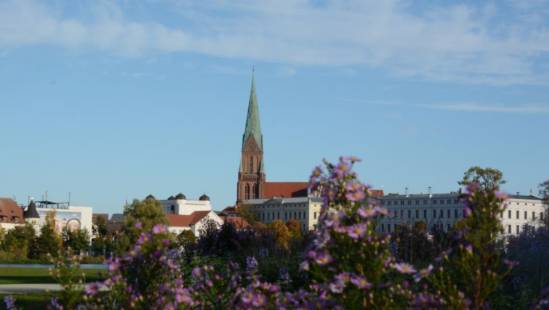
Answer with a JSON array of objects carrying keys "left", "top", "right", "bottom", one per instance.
[{"left": 242, "top": 71, "right": 263, "bottom": 151}]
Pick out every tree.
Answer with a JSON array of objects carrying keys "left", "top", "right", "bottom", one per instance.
[
  {"left": 115, "top": 198, "right": 168, "bottom": 254},
  {"left": 62, "top": 228, "right": 91, "bottom": 255},
  {"left": 459, "top": 166, "right": 505, "bottom": 192},
  {"left": 540, "top": 180, "right": 549, "bottom": 203},
  {"left": 2, "top": 224, "right": 36, "bottom": 259},
  {"left": 32, "top": 211, "right": 62, "bottom": 259},
  {"left": 286, "top": 220, "right": 302, "bottom": 240},
  {"left": 269, "top": 220, "right": 291, "bottom": 250},
  {"left": 431, "top": 166, "right": 511, "bottom": 309}
]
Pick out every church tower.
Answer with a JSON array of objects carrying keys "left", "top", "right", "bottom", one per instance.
[{"left": 237, "top": 72, "right": 265, "bottom": 204}]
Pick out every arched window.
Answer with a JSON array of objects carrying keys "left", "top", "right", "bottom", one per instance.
[
  {"left": 249, "top": 157, "right": 254, "bottom": 172},
  {"left": 245, "top": 184, "right": 250, "bottom": 199},
  {"left": 251, "top": 184, "right": 255, "bottom": 199}
]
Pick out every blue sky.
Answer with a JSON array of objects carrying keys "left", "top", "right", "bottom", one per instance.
[{"left": 1, "top": 0, "right": 548, "bottom": 214}]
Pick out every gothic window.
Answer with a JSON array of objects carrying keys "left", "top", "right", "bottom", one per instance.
[
  {"left": 245, "top": 184, "right": 250, "bottom": 200},
  {"left": 250, "top": 157, "right": 254, "bottom": 172}
]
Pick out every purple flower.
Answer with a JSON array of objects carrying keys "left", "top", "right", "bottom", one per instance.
[
  {"left": 108, "top": 258, "right": 120, "bottom": 272},
  {"left": 350, "top": 275, "right": 371, "bottom": 289},
  {"left": 152, "top": 224, "right": 168, "bottom": 234},
  {"left": 3, "top": 296, "right": 16, "bottom": 310},
  {"left": 134, "top": 221, "right": 143, "bottom": 229},
  {"left": 241, "top": 290, "right": 254, "bottom": 304},
  {"left": 49, "top": 297, "right": 62, "bottom": 310},
  {"left": 414, "top": 265, "right": 433, "bottom": 282},
  {"left": 314, "top": 251, "right": 333, "bottom": 266},
  {"left": 85, "top": 282, "right": 101, "bottom": 296},
  {"left": 252, "top": 293, "right": 267, "bottom": 307},
  {"left": 345, "top": 190, "right": 366, "bottom": 202},
  {"left": 463, "top": 207, "right": 472, "bottom": 217},
  {"left": 346, "top": 224, "right": 367, "bottom": 239},
  {"left": 392, "top": 262, "right": 416, "bottom": 274},
  {"left": 246, "top": 256, "right": 258, "bottom": 271}
]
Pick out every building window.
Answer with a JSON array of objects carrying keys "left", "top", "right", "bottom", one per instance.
[
  {"left": 407, "top": 210, "right": 411, "bottom": 219},
  {"left": 516, "top": 225, "right": 520, "bottom": 234},
  {"left": 541, "top": 212, "right": 545, "bottom": 220},
  {"left": 524, "top": 211, "right": 527, "bottom": 220},
  {"left": 424, "top": 209, "right": 427, "bottom": 219},
  {"left": 455, "top": 209, "right": 458, "bottom": 218},
  {"left": 516, "top": 210, "right": 519, "bottom": 219},
  {"left": 508, "top": 210, "right": 511, "bottom": 219},
  {"left": 415, "top": 209, "right": 419, "bottom": 218},
  {"left": 440, "top": 209, "right": 444, "bottom": 219},
  {"left": 381, "top": 224, "right": 384, "bottom": 232},
  {"left": 508, "top": 225, "right": 511, "bottom": 234},
  {"left": 533, "top": 212, "right": 536, "bottom": 220},
  {"left": 314, "top": 212, "right": 317, "bottom": 219},
  {"left": 432, "top": 210, "right": 436, "bottom": 218},
  {"left": 400, "top": 210, "right": 404, "bottom": 218},
  {"left": 447, "top": 209, "right": 451, "bottom": 218}
]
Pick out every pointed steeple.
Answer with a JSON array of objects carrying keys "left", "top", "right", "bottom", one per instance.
[{"left": 242, "top": 71, "right": 263, "bottom": 151}]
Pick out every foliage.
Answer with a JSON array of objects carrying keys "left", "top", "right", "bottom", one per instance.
[
  {"left": 540, "top": 180, "right": 549, "bottom": 204},
  {"left": 115, "top": 198, "right": 167, "bottom": 254},
  {"left": 49, "top": 251, "right": 87, "bottom": 309},
  {"left": 31, "top": 211, "right": 63, "bottom": 260},
  {"left": 41, "top": 157, "right": 524, "bottom": 309},
  {"left": 459, "top": 166, "right": 505, "bottom": 192},
  {"left": 1, "top": 224, "right": 35, "bottom": 259},
  {"left": 502, "top": 226, "right": 549, "bottom": 308},
  {"left": 62, "top": 228, "right": 91, "bottom": 255},
  {"left": 429, "top": 167, "right": 512, "bottom": 309}
]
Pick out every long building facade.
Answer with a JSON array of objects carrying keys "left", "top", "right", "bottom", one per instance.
[
  {"left": 244, "top": 197, "right": 323, "bottom": 231},
  {"left": 377, "top": 192, "right": 546, "bottom": 237}
]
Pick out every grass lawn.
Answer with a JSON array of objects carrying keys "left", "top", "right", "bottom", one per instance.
[
  {"left": 0, "top": 292, "right": 57, "bottom": 309},
  {"left": 0, "top": 267, "right": 106, "bottom": 284}
]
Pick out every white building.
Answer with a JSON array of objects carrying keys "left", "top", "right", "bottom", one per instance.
[
  {"left": 34, "top": 201, "right": 93, "bottom": 236},
  {"left": 377, "top": 192, "right": 546, "bottom": 237},
  {"left": 159, "top": 194, "right": 213, "bottom": 215},
  {"left": 160, "top": 194, "right": 224, "bottom": 237},
  {"left": 244, "top": 197, "right": 323, "bottom": 231},
  {"left": 0, "top": 199, "right": 93, "bottom": 237}
]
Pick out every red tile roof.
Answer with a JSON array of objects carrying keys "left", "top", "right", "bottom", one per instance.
[
  {"left": 166, "top": 211, "right": 211, "bottom": 227},
  {"left": 263, "top": 182, "right": 309, "bottom": 198},
  {"left": 369, "top": 189, "right": 385, "bottom": 198},
  {"left": 0, "top": 198, "right": 24, "bottom": 223}
]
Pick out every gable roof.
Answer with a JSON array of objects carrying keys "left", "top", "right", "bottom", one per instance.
[
  {"left": 263, "top": 182, "right": 309, "bottom": 198},
  {"left": 166, "top": 211, "right": 212, "bottom": 227},
  {"left": 0, "top": 198, "right": 24, "bottom": 223}
]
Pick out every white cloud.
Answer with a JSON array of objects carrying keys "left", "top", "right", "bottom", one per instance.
[
  {"left": 416, "top": 103, "right": 549, "bottom": 114},
  {"left": 1, "top": 0, "right": 549, "bottom": 84}
]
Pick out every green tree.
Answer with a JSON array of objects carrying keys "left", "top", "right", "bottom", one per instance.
[
  {"left": 31, "top": 211, "right": 62, "bottom": 259},
  {"left": 431, "top": 166, "right": 511, "bottom": 309},
  {"left": 459, "top": 166, "right": 505, "bottom": 192},
  {"left": 115, "top": 197, "right": 167, "bottom": 254},
  {"left": 91, "top": 215, "right": 110, "bottom": 257},
  {"left": 62, "top": 228, "right": 90, "bottom": 255},
  {"left": 2, "top": 224, "right": 36, "bottom": 259},
  {"left": 540, "top": 180, "right": 549, "bottom": 203}
]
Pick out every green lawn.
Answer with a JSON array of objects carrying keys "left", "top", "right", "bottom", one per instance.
[{"left": 0, "top": 267, "right": 106, "bottom": 284}]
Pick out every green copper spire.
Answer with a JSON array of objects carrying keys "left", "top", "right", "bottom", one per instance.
[{"left": 242, "top": 71, "right": 263, "bottom": 150}]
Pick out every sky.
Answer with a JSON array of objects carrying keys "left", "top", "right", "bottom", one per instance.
[{"left": 1, "top": 0, "right": 548, "bottom": 214}]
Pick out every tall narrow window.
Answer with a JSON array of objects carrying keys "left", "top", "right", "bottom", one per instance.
[{"left": 245, "top": 184, "right": 250, "bottom": 200}]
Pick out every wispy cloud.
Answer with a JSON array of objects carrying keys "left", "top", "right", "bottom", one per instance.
[
  {"left": 1, "top": 0, "right": 549, "bottom": 85},
  {"left": 355, "top": 99, "right": 549, "bottom": 114},
  {"left": 416, "top": 103, "right": 549, "bottom": 114}
]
